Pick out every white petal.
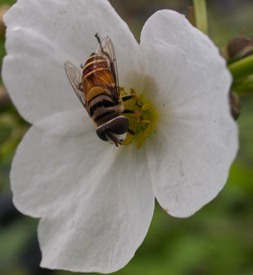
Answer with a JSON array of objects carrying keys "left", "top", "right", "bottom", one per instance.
[
  {"left": 11, "top": 110, "right": 154, "bottom": 272},
  {"left": 141, "top": 10, "right": 238, "bottom": 217},
  {"left": 3, "top": 0, "right": 141, "bottom": 123}
]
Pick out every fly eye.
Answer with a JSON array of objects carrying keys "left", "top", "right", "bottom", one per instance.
[{"left": 96, "top": 116, "right": 129, "bottom": 141}]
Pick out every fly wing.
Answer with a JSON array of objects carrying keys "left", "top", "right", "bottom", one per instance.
[
  {"left": 94, "top": 36, "right": 120, "bottom": 102},
  {"left": 100, "top": 36, "right": 119, "bottom": 89},
  {"left": 64, "top": 61, "right": 85, "bottom": 107}
]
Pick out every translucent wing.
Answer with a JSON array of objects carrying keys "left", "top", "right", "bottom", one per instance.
[
  {"left": 64, "top": 61, "right": 85, "bottom": 107},
  {"left": 99, "top": 36, "right": 119, "bottom": 88},
  {"left": 94, "top": 35, "right": 120, "bottom": 101}
]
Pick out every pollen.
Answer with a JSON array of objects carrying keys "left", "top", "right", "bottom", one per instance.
[{"left": 121, "top": 88, "right": 158, "bottom": 148}]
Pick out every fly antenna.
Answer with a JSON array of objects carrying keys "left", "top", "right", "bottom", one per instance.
[{"left": 95, "top": 33, "right": 103, "bottom": 50}]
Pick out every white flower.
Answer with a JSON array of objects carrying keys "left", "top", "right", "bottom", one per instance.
[{"left": 2, "top": 0, "right": 238, "bottom": 273}]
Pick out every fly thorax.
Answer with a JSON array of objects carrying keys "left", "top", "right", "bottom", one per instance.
[{"left": 87, "top": 86, "right": 122, "bottom": 125}]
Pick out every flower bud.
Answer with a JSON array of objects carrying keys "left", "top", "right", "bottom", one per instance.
[
  {"left": 227, "top": 35, "right": 253, "bottom": 61},
  {"left": 229, "top": 90, "right": 241, "bottom": 120},
  {"left": 0, "top": 5, "right": 9, "bottom": 37}
]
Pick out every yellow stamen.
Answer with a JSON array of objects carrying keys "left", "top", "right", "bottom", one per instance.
[{"left": 121, "top": 88, "right": 158, "bottom": 148}]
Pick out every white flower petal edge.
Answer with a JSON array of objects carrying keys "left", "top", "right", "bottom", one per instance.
[
  {"left": 141, "top": 10, "right": 238, "bottom": 217},
  {"left": 11, "top": 109, "right": 154, "bottom": 273},
  {"left": 2, "top": 0, "right": 141, "bottom": 124}
]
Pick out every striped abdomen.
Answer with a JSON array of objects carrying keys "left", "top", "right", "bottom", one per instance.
[{"left": 81, "top": 53, "right": 123, "bottom": 126}]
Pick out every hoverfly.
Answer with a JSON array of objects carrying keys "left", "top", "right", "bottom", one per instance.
[{"left": 65, "top": 34, "right": 133, "bottom": 146}]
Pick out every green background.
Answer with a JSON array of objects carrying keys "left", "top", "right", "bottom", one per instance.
[{"left": 0, "top": 0, "right": 253, "bottom": 275}]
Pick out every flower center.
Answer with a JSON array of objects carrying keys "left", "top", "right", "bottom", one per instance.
[{"left": 121, "top": 88, "right": 158, "bottom": 148}]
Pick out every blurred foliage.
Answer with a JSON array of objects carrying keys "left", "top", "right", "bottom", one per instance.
[{"left": 0, "top": 0, "right": 253, "bottom": 275}]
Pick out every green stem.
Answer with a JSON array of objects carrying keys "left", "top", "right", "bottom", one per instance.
[
  {"left": 232, "top": 75, "right": 253, "bottom": 94},
  {"left": 228, "top": 55, "right": 253, "bottom": 80},
  {"left": 193, "top": 0, "right": 208, "bottom": 34}
]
